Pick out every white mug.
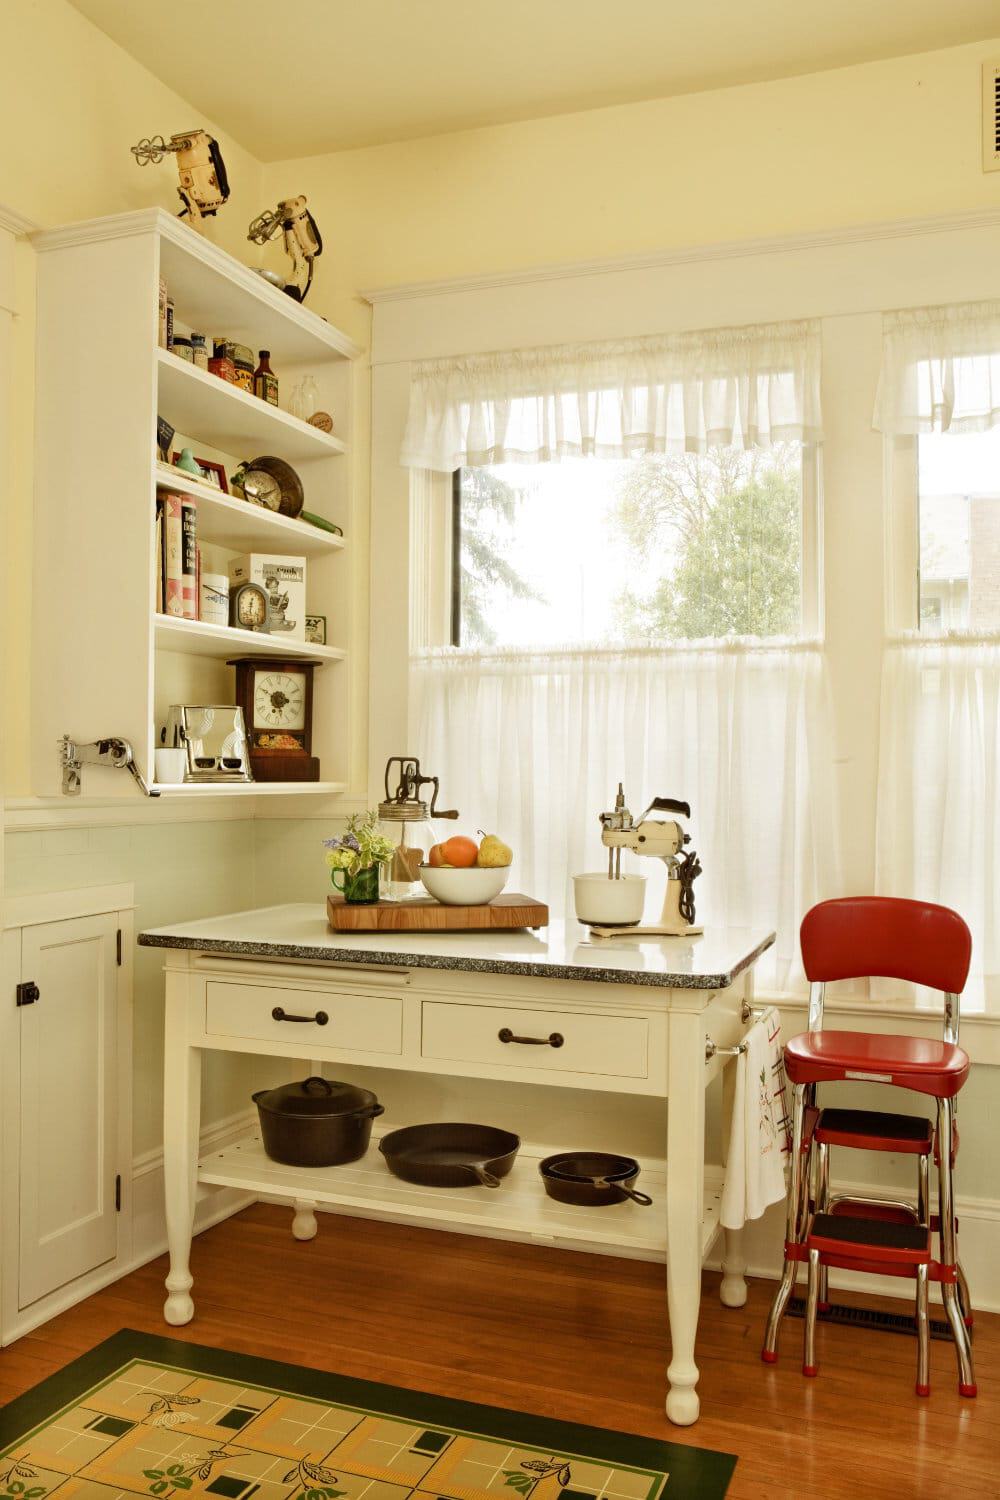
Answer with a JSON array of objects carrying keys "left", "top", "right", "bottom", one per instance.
[
  {"left": 573, "top": 872, "right": 647, "bottom": 927},
  {"left": 154, "top": 748, "right": 188, "bottom": 784}
]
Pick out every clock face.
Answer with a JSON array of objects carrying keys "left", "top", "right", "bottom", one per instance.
[
  {"left": 253, "top": 670, "right": 306, "bottom": 730},
  {"left": 234, "top": 584, "right": 268, "bottom": 629},
  {"left": 243, "top": 470, "right": 282, "bottom": 511}
]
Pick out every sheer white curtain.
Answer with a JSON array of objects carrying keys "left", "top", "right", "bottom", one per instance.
[
  {"left": 411, "top": 643, "right": 839, "bottom": 995},
  {"left": 401, "top": 319, "right": 822, "bottom": 471},
  {"left": 876, "top": 639, "right": 1000, "bottom": 1001},
  {"left": 874, "top": 300, "right": 1000, "bottom": 998},
  {"left": 873, "top": 300, "right": 1000, "bottom": 436}
]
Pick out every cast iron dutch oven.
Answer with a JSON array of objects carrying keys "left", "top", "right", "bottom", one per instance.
[{"left": 253, "top": 1076, "right": 384, "bottom": 1167}]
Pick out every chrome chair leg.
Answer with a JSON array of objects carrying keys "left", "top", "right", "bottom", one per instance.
[
  {"left": 803, "top": 1248, "right": 820, "bottom": 1377},
  {"left": 762, "top": 1082, "right": 807, "bottom": 1363},
  {"left": 937, "top": 1097, "right": 976, "bottom": 1397},
  {"left": 917, "top": 1151, "right": 929, "bottom": 1227},
  {"left": 915, "top": 1262, "right": 930, "bottom": 1396},
  {"left": 816, "top": 1139, "right": 830, "bottom": 1310},
  {"left": 957, "top": 1261, "right": 973, "bottom": 1328}
]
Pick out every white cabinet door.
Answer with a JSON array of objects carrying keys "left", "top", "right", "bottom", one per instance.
[{"left": 18, "top": 913, "right": 120, "bottom": 1308}]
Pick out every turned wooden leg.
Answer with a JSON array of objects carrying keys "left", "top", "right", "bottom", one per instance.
[
  {"left": 163, "top": 992, "right": 201, "bottom": 1327},
  {"left": 292, "top": 1199, "right": 319, "bottom": 1240},
  {"left": 719, "top": 1053, "right": 748, "bottom": 1308},
  {"left": 664, "top": 1007, "right": 707, "bottom": 1426}
]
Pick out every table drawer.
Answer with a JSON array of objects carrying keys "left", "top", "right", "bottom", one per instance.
[
  {"left": 421, "top": 1000, "right": 648, "bottom": 1079},
  {"left": 205, "top": 980, "right": 403, "bottom": 1054}
]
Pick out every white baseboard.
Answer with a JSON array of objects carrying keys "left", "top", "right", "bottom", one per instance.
[{"left": 701, "top": 1166, "right": 1000, "bottom": 1313}]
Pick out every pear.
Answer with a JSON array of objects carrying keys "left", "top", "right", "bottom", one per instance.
[{"left": 477, "top": 830, "right": 513, "bottom": 868}]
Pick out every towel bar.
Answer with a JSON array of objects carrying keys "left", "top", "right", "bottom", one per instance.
[{"left": 705, "top": 1005, "right": 768, "bottom": 1062}]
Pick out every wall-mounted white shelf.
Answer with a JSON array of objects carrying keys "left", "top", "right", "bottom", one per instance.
[
  {"left": 157, "top": 351, "right": 346, "bottom": 464},
  {"left": 31, "top": 209, "right": 358, "bottom": 799},
  {"left": 153, "top": 781, "right": 347, "bottom": 798},
  {"left": 32, "top": 208, "right": 360, "bottom": 366},
  {"left": 154, "top": 617, "right": 346, "bottom": 661},
  {"left": 154, "top": 464, "right": 345, "bottom": 557}
]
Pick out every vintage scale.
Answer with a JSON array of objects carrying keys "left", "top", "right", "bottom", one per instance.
[
  {"left": 591, "top": 783, "right": 704, "bottom": 938},
  {"left": 377, "top": 756, "right": 459, "bottom": 899}
]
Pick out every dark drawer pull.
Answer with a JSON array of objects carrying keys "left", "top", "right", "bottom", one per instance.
[
  {"left": 272, "top": 1006, "right": 329, "bottom": 1026},
  {"left": 498, "top": 1027, "right": 564, "bottom": 1048}
]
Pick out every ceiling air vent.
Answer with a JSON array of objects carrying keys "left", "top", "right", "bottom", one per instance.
[{"left": 984, "top": 60, "right": 1000, "bottom": 172}]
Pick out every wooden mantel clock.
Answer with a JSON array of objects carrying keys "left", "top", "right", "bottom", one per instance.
[{"left": 228, "top": 657, "right": 321, "bottom": 782}]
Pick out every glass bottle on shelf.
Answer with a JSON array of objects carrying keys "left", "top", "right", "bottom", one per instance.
[{"left": 254, "top": 349, "right": 279, "bottom": 406}]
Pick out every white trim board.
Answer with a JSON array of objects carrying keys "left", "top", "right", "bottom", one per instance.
[
  {"left": 2, "top": 884, "right": 136, "bottom": 929},
  {"left": 362, "top": 206, "right": 1000, "bottom": 304}
]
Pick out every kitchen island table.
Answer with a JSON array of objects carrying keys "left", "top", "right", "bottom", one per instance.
[{"left": 140, "top": 903, "right": 775, "bottom": 1426}]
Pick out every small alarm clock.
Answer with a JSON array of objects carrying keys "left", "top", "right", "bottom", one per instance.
[{"left": 229, "top": 580, "right": 270, "bottom": 632}]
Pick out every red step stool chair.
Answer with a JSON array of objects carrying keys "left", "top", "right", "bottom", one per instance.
[{"left": 761, "top": 896, "right": 975, "bottom": 1397}]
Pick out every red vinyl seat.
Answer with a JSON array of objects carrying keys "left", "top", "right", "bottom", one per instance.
[{"left": 784, "top": 1030, "right": 970, "bottom": 1098}]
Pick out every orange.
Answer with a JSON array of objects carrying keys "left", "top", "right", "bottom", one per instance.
[{"left": 440, "top": 835, "right": 479, "bottom": 868}]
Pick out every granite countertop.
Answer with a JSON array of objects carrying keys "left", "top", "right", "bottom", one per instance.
[{"left": 139, "top": 903, "right": 776, "bottom": 990}]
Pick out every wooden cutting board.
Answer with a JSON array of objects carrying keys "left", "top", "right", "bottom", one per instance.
[{"left": 327, "top": 892, "right": 548, "bottom": 932}]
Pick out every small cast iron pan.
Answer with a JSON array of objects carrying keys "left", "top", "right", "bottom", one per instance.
[
  {"left": 380, "top": 1123, "right": 520, "bottom": 1189},
  {"left": 539, "top": 1152, "right": 653, "bottom": 1207}
]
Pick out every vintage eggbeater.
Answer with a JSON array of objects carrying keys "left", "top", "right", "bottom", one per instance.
[
  {"left": 377, "top": 756, "right": 458, "bottom": 899},
  {"left": 595, "top": 783, "right": 703, "bottom": 937}
]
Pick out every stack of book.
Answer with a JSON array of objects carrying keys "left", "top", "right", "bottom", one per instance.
[{"left": 155, "top": 493, "right": 199, "bottom": 620}]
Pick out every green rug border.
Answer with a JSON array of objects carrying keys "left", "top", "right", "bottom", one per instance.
[{"left": 0, "top": 1330, "right": 735, "bottom": 1500}]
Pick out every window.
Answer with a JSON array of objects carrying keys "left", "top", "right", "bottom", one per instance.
[
  {"left": 917, "top": 428, "right": 1000, "bottom": 632},
  {"left": 452, "top": 443, "right": 816, "bottom": 648}
]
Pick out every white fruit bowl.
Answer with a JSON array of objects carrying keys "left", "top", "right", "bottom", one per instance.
[{"left": 419, "top": 864, "right": 510, "bottom": 905}]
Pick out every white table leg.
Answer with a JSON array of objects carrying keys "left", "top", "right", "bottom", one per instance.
[
  {"left": 163, "top": 985, "right": 201, "bottom": 1326},
  {"left": 292, "top": 1199, "right": 319, "bottom": 1240},
  {"left": 665, "top": 1005, "right": 707, "bottom": 1426},
  {"left": 719, "top": 1054, "right": 748, "bottom": 1308}
]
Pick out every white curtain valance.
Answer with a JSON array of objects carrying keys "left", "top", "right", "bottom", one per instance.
[
  {"left": 873, "top": 300, "right": 1000, "bottom": 436},
  {"left": 400, "top": 319, "right": 823, "bottom": 472}
]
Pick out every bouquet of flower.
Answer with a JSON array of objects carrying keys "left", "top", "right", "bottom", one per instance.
[{"left": 323, "top": 810, "right": 395, "bottom": 877}]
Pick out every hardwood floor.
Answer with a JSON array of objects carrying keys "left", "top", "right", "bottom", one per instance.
[{"left": 0, "top": 1206, "right": 997, "bottom": 1500}]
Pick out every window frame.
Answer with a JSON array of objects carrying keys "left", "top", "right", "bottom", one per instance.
[{"left": 447, "top": 445, "right": 823, "bottom": 650}]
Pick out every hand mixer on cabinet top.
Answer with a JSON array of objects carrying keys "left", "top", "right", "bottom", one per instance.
[{"left": 591, "top": 783, "right": 704, "bottom": 938}]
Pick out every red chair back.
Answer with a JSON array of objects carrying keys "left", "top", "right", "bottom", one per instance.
[{"left": 800, "top": 897, "right": 971, "bottom": 995}]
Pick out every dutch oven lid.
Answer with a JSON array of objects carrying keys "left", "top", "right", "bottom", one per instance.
[{"left": 254, "top": 1076, "right": 378, "bottom": 1116}]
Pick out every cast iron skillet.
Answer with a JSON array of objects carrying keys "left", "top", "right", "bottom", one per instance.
[
  {"left": 380, "top": 1123, "right": 520, "bottom": 1189},
  {"left": 539, "top": 1152, "right": 653, "bottom": 1207}
]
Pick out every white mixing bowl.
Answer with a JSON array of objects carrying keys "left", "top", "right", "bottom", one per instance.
[
  {"left": 573, "top": 872, "right": 646, "bottom": 926},
  {"left": 419, "top": 864, "right": 510, "bottom": 905}
]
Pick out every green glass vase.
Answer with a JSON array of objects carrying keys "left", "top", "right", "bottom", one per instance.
[{"left": 331, "top": 864, "right": 381, "bottom": 904}]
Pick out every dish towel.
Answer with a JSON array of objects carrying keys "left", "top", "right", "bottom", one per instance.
[{"left": 720, "top": 1005, "right": 792, "bottom": 1231}]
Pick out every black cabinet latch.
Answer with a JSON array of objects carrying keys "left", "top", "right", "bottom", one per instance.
[{"left": 16, "top": 981, "right": 40, "bottom": 1007}]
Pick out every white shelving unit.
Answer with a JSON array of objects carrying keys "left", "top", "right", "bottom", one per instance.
[{"left": 30, "top": 208, "right": 360, "bottom": 800}]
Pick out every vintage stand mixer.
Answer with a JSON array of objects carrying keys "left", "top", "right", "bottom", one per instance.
[{"left": 580, "top": 783, "right": 703, "bottom": 938}]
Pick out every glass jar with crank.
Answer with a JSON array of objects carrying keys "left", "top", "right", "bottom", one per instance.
[{"left": 377, "top": 757, "right": 459, "bottom": 899}]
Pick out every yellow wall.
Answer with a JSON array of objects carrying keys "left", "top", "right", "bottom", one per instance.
[
  {"left": 0, "top": 0, "right": 263, "bottom": 795},
  {"left": 262, "top": 36, "right": 1000, "bottom": 336}
]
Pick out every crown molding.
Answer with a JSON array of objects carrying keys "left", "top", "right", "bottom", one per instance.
[
  {"left": 361, "top": 206, "right": 1000, "bottom": 304},
  {"left": 0, "top": 203, "right": 39, "bottom": 236}
]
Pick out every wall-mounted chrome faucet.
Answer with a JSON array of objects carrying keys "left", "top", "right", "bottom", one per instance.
[{"left": 60, "top": 735, "right": 160, "bottom": 797}]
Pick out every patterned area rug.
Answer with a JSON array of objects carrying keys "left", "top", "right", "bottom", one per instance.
[{"left": 0, "top": 1333, "right": 734, "bottom": 1500}]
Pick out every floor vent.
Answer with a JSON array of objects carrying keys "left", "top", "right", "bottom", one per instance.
[
  {"left": 788, "top": 1296, "right": 953, "bottom": 1341},
  {"left": 984, "top": 60, "right": 1000, "bottom": 172}
]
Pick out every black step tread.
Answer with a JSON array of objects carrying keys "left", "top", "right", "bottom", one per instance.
[
  {"left": 809, "top": 1212, "right": 930, "bottom": 1252},
  {"left": 817, "top": 1108, "right": 931, "bottom": 1142}
]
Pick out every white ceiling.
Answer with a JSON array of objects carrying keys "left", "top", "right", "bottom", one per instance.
[{"left": 70, "top": 0, "right": 1000, "bottom": 159}]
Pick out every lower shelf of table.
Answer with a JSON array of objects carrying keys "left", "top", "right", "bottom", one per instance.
[{"left": 198, "top": 1132, "right": 722, "bottom": 1263}]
